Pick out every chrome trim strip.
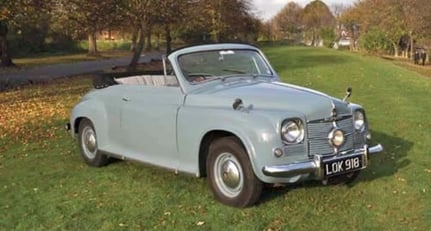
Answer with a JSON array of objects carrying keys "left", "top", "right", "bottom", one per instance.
[
  {"left": 368, "top": 144, "right": 383, "bottom": 154},
  {"left": 262, "top": 160, "right": 319, "bottom": 177},
  {"left": 308, "top": 131, "right": 354, "bottom": 141},
  {"left": 308, "top": 114, "right": 352, "bottom": 123}
]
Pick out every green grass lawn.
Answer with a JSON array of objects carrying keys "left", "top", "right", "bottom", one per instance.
[{"left": 1, "top": 46, "right": 430, "bottom": 230}]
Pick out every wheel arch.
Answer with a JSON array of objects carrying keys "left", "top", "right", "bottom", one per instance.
[
  {"left": 198, "top": 130, "right": 249, "bottom": 177},
  {"left": 73, "top": 117, "right": 88, "bottom": 135},
  {"left": 70, "top": 99, "right": 109, "bottom": 149}
]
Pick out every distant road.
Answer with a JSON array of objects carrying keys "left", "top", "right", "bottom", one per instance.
[{"left": 0, "top": 52, "right": 163, "bottom": 90}]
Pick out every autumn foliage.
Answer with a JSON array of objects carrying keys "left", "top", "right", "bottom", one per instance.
[{"left": 0, "top": 77, "right": 92, "bottom": 147}]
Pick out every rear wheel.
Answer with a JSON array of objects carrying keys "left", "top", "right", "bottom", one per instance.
[
  {"left": 207, "top": 137, "right": 263, "bottom": 207},
  {"left": 78, "top": 119, "right": 109, "bottom": 167}
]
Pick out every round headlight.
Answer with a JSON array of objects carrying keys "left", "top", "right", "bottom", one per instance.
[
  {"left": 354, "top": 110, "right": 365, "bottom": 131},
  {"left": 329, "top": 129, "right": 345, "bottom": 147},
  {"left": 281, "top": 120, "right": 304, "bottom": 144}
]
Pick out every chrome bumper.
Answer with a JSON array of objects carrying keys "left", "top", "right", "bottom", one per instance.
[{"left": 262, "top": 144, "right": 383, "bottom": 180}]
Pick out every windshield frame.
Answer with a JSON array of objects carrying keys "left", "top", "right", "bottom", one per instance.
[
  {"left": 177, "top": 49, "right": 275, "bottom": 85},
  {"left": 167, "top": 43, "right": 279, "bottom": 94}
]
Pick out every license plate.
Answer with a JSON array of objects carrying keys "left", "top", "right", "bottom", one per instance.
[{"left": 323, "top": 155, "right": 364, "bottom": 177}]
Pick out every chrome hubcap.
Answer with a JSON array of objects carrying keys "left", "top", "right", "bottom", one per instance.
[
  {"left": 214, "top": 153, "right": 243, "bottom": 198},
  {"left": 222, "top": 160, "right": 240, "bottom": 188},
  {"left": 82, "top": 126, "right": 97, "bottom": 159}
]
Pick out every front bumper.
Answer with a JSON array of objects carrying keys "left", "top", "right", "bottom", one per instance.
[{"left": 262, "top": 144, "right": 383, "bottom": 180}]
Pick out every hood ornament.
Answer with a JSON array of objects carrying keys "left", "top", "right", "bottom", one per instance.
[{"left": 342, "top": 86, "right": 352, "bottom": 102}]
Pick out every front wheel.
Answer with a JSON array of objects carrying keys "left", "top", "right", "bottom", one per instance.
[
  {"left": 78, "top": 119, "right": 109, "bottom": 167},
  {"left": 207, "top": 137, "right": 263, "bottom": 207}
]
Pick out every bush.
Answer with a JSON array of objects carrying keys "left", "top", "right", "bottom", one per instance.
[{"left": 359, "top": 27, "right": 391, "bottom": 54}]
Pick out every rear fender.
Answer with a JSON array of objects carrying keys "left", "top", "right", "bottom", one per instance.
[{"left": 70, "top": 99, "right": 109, "bottom": 149}]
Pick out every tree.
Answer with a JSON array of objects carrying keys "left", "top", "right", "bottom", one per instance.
[
  {"left": 180, "top": 0, "right": 255, "bottom": 43},
  {"left": 60, "top": 0, "right": 121, "bottom": 56},
  {"left": 0, "top": 0, "right": 53, "bottom": 67},
  {"left": 260, "top": 19, "right": 278, "bottom": 41},
  {"left": 339, "top": 3, "right": 363, "bottom": 51},
  {"left": 0, "top": 19, "right": 13, "bottom": 67},
  {"left": 154, "top": 0, "right": 188, "bottom": 54},
  {"left": 302, "top": 0, "right": 335, "bottom": 47},
  {"left": 272, "top": 2, "right": 303, "bottom": 41},
  {"left": 340, "top": 0, "right": 431, "bottom": 56},
  {"left": 0, "top": 1, "right": 18, "bottom": 67},
  {"left": 125, "top": 0, "right": 157, "bottom": 69}
]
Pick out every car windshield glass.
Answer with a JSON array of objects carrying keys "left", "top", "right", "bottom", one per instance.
[{"left": 178, "top": 49, "right": 273, "bottom": 84}]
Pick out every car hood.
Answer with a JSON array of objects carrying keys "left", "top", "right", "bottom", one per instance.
[{"left": 185, "top": 80, "right": 351, "bottom": 121}]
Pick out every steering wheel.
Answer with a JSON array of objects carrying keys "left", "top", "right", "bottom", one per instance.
[{"left": 187, "top": 72, "right": 214, "bottom": 82}]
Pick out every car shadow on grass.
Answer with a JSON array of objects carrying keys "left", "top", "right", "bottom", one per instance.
[
  {"left": 258, "top": 130, "right": 413, "bottom": 204},
  {"left": 356, "top": 130, "right": 412, "bottom": 183}
]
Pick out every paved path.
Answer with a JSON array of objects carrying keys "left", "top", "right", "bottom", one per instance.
[{"left": 0, "top": 52, "right": 163, "bottom": 90}]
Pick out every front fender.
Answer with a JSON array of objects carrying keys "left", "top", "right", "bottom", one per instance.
[{"left": 177, "top": 105, "right": 306, "bottom": 182}]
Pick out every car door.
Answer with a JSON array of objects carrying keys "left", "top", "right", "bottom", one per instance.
[{"left": 120, "top": 85, "right": 184, "bottom": 169}]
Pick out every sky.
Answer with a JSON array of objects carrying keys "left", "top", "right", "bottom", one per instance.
[{"left": 252, "top": 0, "right": 357, "bottom": 21}]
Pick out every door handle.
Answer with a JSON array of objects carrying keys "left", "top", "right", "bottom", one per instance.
[{"left": 122, "top": 97, "right": 131, "bottom": 102}]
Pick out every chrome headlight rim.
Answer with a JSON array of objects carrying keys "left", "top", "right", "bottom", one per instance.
[
  {"left": 328, "top": 128, "right": 345, "bottom": 147},
  {"left": 281, "top": 119, "right": 305, "bottom": 144},
  {"left": 353, "top": 110, "right": 366, "bottom": 131}
]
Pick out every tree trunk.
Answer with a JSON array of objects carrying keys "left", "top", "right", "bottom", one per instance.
[
  {"left": 0, "top": 20, "right": 14, "bottom": 67},
  {"left": 129, "top": 27, "right": 145, "bottom": 71},
  {"left": 130, "top": 29, "right": 138, "bottom": 52},
  {"left": 145, "top": 26, "right": 152, "bottom": 52},
  {"left": 392, "top": 42, "right": 399, "bottom": 57},
  {"left": 87, "top": 31, "right": 98, "bottom": 56},
  {"left": 409, "top": 31, "right": 414, "bottom": 58},
  {"left": 155, "top": 33, "right": 161, "bottom": 50},
  {"left": 312, "top": 29, "right": 316, "bottom": 47},
  {"left": 165, "top": 24, "right": 172, "bottom": 55}
]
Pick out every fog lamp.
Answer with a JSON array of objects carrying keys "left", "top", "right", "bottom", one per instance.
[{"left": 329, "top": 129, "right": 345, "bottom": 147}]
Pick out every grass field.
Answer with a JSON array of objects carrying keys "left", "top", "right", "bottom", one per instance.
[{"left": 1, "top": 46, "right": 430, "bottom": 230}]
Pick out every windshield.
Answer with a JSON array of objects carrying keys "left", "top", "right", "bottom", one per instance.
[{"left": 178, "top": 49, "right": 274, "bottom": 84}]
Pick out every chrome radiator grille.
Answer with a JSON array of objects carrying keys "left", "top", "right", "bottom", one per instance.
[{"left": 307, "top": 117, "right": 355, "bottom": 156}]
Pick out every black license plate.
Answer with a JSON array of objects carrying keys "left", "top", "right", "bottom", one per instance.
[{"left": 323, "top": 155, "right": 364, "bottom": 177}]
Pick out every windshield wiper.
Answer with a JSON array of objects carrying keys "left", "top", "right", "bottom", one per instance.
[
  {"left": 196, "top": 73, "right": 274, "bottom": 84},
  {"left": 220, "top": 73, "right": 274, "bottom": 82},
  {"left": 222, "top": 68, "right": 247, "bottom": 74}
]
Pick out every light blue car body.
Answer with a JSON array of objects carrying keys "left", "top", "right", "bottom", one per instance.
[{"left": 69, "top": 43, "right": 382, "bottom": 184}]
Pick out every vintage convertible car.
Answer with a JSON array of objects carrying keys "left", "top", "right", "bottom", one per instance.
[{"left": 68, "top": 43, "right": 383, "bottom": 207}]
